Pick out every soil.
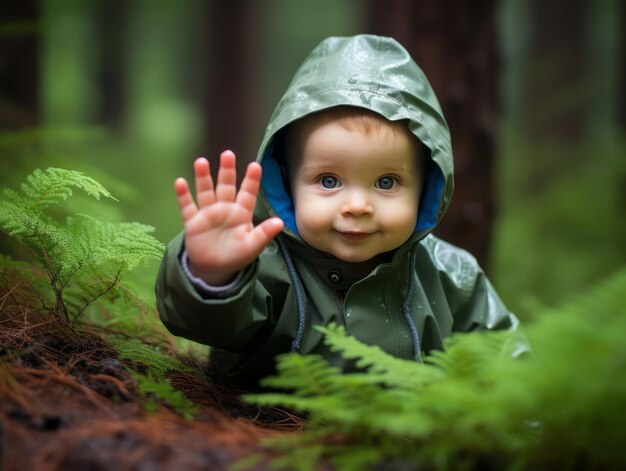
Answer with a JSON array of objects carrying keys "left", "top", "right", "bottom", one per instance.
[{"left": 0, "top": 280, "right": 304, "bottom": 471}]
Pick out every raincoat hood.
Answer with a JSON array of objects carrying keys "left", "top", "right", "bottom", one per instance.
[{"left": 257, "top": 34, "right": 454, "bottom": 245}]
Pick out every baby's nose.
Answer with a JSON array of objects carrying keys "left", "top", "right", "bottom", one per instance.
[{"left": 341, "top": 189, "right": 373, "bottom": 216}]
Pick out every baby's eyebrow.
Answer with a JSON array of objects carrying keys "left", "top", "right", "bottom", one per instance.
[
  {"left": 299, "top": 163, "right": 338, "bottom": 173},
  {"left": 380, "top": 165, "right": 417, "bottom": 174}
]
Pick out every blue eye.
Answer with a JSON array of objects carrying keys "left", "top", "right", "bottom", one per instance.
[
  {"left": 319, "top": 175, "right": 340, "bottom": 189},
  {"left": 376, "top": 176, "right": 397, "bottom": 190}
]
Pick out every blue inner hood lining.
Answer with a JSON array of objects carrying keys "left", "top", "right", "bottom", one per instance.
[{"left": 260, "top": 140, "right": 445, "bottom": 236}]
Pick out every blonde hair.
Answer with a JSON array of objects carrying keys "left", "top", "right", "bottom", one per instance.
[{"left": 292, "top": 106, "right": 405, "bottom": 142}]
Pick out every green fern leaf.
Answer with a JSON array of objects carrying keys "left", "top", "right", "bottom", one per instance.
[
  {"left": 111, "top": 337, "right": 200, "bottom": 420},
  {"left": 0, "top": 167, "right": 164, "bottom": 323},
  {"left": 248, "top": 269, "right": 626, "bottom": 470},
  {"left": 317, "top": 323, "right": 443, "bottom": 389},
  {"left": 110, "top": 337, "right": 198, "bottom": 378},
  {"left": 261, "top": 353, "right": 344, "bottom": 397},
  {"left": 15, "top": 167, "right": 116, "bottom": 209},
  {"left": 130, "top": 371, "right": 198, "bottom": 420}
]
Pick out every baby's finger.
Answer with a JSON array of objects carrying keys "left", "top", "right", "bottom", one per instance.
[
  {"left": 249, "top": 218, "right": 284, "bottom": 253},
  {"left": 215, "top": 150, "right": 237, "bottom": 202},
  {"left": 193, "top": 157, "right": 216, "bottom": 208},
  {"left": 236, "top": 162, "right": 262, "bottom": 212},
  {"left": 174, "top": 178, "right": 198, "bottom": 222}
]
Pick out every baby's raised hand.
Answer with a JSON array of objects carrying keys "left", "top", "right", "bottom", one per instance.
[{"left": 175, "top": 150, "right": 284, "bottom": 286}]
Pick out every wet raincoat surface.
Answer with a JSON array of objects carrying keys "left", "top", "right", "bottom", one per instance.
[{"left": 156, "top": 35, "right": 518, "bottom": 388}]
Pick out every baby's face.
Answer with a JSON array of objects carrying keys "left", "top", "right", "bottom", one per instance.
[{"left": 291, "top": 118, "right": 421, "bottom": 262}]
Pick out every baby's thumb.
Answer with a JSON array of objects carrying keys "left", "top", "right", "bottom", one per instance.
[{"left": 251, "top": 218, "right": 284, "bottom": 250}]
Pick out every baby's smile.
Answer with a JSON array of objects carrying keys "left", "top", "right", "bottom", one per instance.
[{"left": 336, "top": 230, "right": 375, "bottom": 241}]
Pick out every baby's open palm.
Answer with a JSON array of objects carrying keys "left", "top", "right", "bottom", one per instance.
[{"left": 175, "top": 150, "right": 284, "bottom": 285}]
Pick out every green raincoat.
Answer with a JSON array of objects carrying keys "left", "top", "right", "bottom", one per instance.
[{"left": 156, "top": 35, "right": 518, "bottom": 388}]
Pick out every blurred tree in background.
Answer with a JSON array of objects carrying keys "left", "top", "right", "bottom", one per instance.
[
  {"left": 366, "top": 0, "right": 499, "bottom": 269},
  {"left": 0, "top": 1, "right": 39, "bottom": 130},
  {"left": 0, "top": 0, "right": 623, "bottom": 319},
  {"left": 494, "top": 0, "right": 624, "bottom": 317}
]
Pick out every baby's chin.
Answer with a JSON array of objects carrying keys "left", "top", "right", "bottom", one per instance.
[
  {"left": 299, "top": 240, "right": 372, "bottom": 262},
  {"left": 317, "top": 246, "right": 389, "bottom": 264},
  {"left": 299, "top": 231, "right": 406, "bottom": 263},
  {"left": 332, "top": 251, "right": 381, "bottom": 263}
]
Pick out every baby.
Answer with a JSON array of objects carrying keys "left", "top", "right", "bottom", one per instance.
[{"left": 156, "top": 35, "right": 518, "bottom": 389}]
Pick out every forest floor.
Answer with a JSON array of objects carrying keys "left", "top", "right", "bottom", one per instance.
[{"left": 0, "top": 281, "right": 306, "bottom": 471}]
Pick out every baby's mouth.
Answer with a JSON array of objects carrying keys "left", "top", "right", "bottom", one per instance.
[{"left": 336, "top": 231, "right": 373, "bottom": 241}]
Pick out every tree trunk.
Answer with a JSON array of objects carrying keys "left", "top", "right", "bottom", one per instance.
[
  {"left": 93, "top": 2, "right": 127, "bottom": 128},
  {"left": 522, "top": 0, "right": 587, "bottom": 143},
  {"left": 0, "top": 0, "right": 40, "bottom": 130},
  {"left": 201, "top": 0, "right": 261, "bottom": 181},
  {"left": 366, "top": 0, "right": 498, "bottom": 270}
]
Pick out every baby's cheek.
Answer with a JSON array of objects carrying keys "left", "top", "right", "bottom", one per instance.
[
  {"left": 386, "top": 207, "right": 417, "bottom": 233},
  {"left": 299, "top": 214, "right": 329, "bottom": 234},
  {"left": 296, "top": 220, "right": 326, "bottom": 249}
]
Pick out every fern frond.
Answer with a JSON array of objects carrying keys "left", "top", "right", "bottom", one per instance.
[
  {"left": 129, "top": 371, "right": 198, "bottom": 420},
  {"left": 70, "top": 215, "right": 164, "bottom": 271},
  {"left": 0, "top": 201, "right": 68, "bottom": 259},
  {"left": 261, "top": 354, "right": 343, "bottom": 396},
  {"left": 513, "top": 268, "right": 626, "bottom": 466},
  {"left": 317, "top": 323, "right": 444, "bottom": 390},
  {"left": 0, "top": 167, "right": 164, "bottom": 323},
  {"left": 109, "top": 337, "right": 198, "bottom": 378},
  {"left": 110, "top": 337, "right": 200, "bottom": 420},
  {"left": 12, "top": 167, "right": 116, "bottom": 209},
  {"left": 248, "top": 269, "right": 626, "bottom": 470}
]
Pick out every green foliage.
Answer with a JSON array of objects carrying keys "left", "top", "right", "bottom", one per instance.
[
  {"left": 247, "top": 269, "right": 626, "bottom": 470},
  {"left": 0, "top": 167, "right": 165, "bottom": 323},
  {"left": 0, "top": 166, "right": 199, "bottom": 420},
  {"left": 111, "top": 336, "right": 199, "bottom": 419},
  {"left": 129, "top": 372, "right": 198, "bottom": 420},
  {"left": 493, "top": 128, "right": 626, "bottom": 319},
  {"left": 110, "top": 337, "right": 198, "bottom": 378}
]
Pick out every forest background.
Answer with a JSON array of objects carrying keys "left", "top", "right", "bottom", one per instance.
[{"left": 1, "top": 0, "right": 624, "bottom": 328}]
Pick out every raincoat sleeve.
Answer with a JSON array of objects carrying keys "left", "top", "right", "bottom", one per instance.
[
  {"left": 431, "top": 238, "right": 519, "bottom": 333},
  {"left": 155, "top": 232, "right": 273, "bottom": 351}
]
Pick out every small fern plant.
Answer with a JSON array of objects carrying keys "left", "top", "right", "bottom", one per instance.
[
  {"left": 0, "top": 167, "right": 164, "bottom": 324},
  {"left": 109, "top": 336, "right": 200, "bottom": 419},
  {"left": 246, "top": 269, "right": 626, "bottom": 471}
]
